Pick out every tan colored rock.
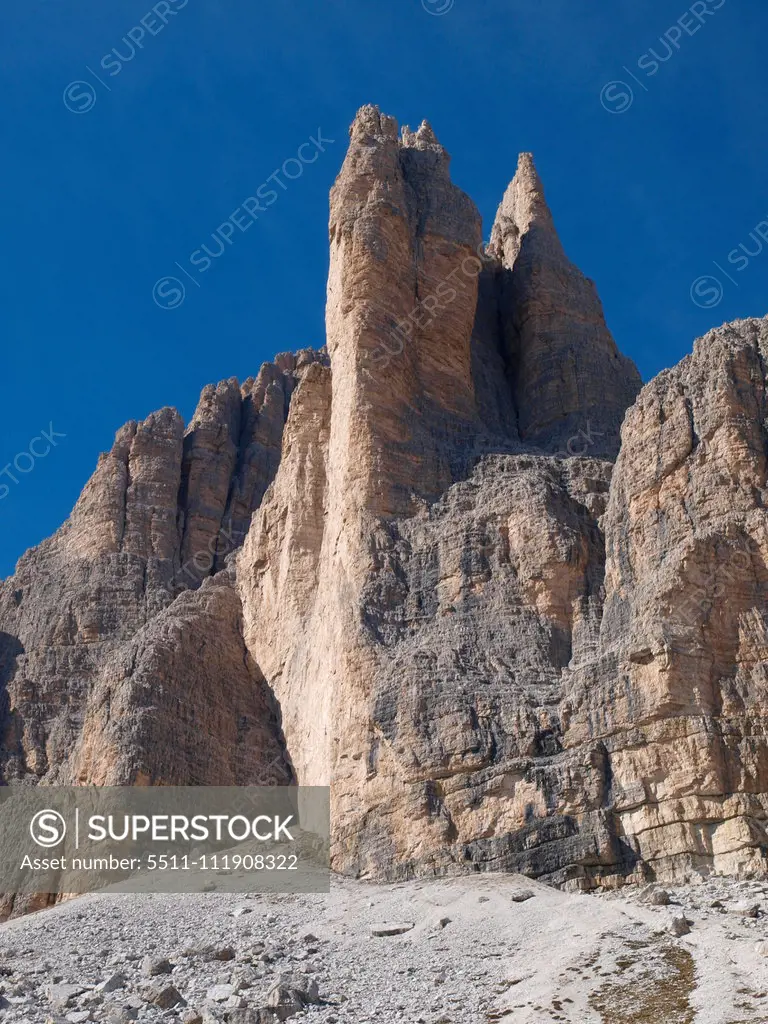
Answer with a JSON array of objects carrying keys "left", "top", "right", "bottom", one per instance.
[
  {"left": 3, "top": 104, "right": 768, "bottom": 903},
  {"left": 237, "top": 107, "right": 641, "bottom": 881},
  {"left": 0, "top": 355, "right": 324, "bottom": 915},
  {"left": 563, "top": 317, "right": 768, "bottom": 883},
  {"left": 327, "top": 103, "right": 485, "bottom": 516},
  {"left": 488, "top": 152, "right": 641, "bottom": 457},
  {"left": 239, "top": 110, "right": 768, "bottom": 887}
]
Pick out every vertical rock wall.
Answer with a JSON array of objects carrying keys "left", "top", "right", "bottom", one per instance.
[{"left": 4, "top": 104, "right": 768, "bottom": 894}]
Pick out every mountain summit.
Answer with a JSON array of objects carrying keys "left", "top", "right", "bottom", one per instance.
[{"left": 2, "top": 107, "right": 767, "bottom": 916}]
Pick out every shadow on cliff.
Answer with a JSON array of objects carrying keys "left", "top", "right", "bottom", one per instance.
[{"left": 0, "top": 631, "right": 24, "bottom": 774}]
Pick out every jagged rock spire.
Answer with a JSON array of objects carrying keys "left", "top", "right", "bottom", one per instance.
[
  {"left": 400, "top": 119, "right": 441, "bottom": 151},
  {"left": 487, "top": 151, "right": 642, "bottom": 456},
  {"left": 327, "top": 105, "right": 482, "bottom": 515},
  {"left": 348, "top": 103, "right": 399, "bottom": 143},
  {"left": 57, "top": 355, "right": 326, "bottom": 579},
  {"left": 489, "top": 152, "right": 562, "bottom": 266}
]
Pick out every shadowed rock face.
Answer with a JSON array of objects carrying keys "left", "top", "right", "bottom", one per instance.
[
  {"left": 2, "top": 105, "right": 767, "bottom": 903},
  {"left": 487, "top": 153, "right": 642, "bottom": 458},
  {"left": 0, "top": 351, "right": 327, "bottom": 793}
]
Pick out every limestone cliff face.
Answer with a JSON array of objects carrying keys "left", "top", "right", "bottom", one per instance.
[
  {"left": 563, "top": 318, "right": 768, "bottom": 882},
  {"left": 0, "top": 351, "right": 325, "bottom": 790},
  {"left": 487, "top": 153, "right": 642, "bottom": 458},
  {"left": 2, "top": 105, "right": 767, "bottom": 896},
  {"left": 326, "top": 104, "right": 485, "bottom": 516},
  {"left": 237, "top": 107, "right": 637, "bottom": 883}
]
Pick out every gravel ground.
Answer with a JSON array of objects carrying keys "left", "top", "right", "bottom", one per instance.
[{"left": 1, "top": 873, "right": 768, "bottom": 1023}]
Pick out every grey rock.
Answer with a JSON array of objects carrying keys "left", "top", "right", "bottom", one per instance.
[
  {"left": 224, "top": 1010, "right": 279, "bottom": 1024},
  {"left": 731, "top": 902, "right": 760, "bottom": 918},
  {"left": 668, "top": 916, "right": 691, "bottom": 937},
  {"left": 230, "top": 967, "right": 259, "bottom": 991},
  {"left": 180, "top": 1011, "right": 204, "bottom": 1024},
  {"left": 47, "top": 984, "right": 86, "bottom": 1011},
  {"left": 96, "top": 973, "right": 127, "bottom": 994},
  {"left": 370, "top": 923, "right": 415, "bottom": 937},
  {"left": 141, "top": 957, "right": 173, "bottom": 977},
  {"left": 211, "top": 947, "right": 236, "bottom": 962},
  {"left": 206, "top": 984, "right": 235, "bottom": 1003},
  {"left": 105, "top": 1007, "right": 139, "bottom": 1023},
  {"left": 144, "top": 982, "right": 185, "bottom": 1009},
  {"left": 265, "top": 973, "right": 321, "bottom": 1020}
]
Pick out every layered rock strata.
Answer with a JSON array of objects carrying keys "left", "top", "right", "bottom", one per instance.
[
  {"left": 2, "top": 105, "right": 767, "bottom": 901},
  {"left": 564, "top": 317, "right": 768, "bottom": 882},
  {"left": 0, "top": 351, "right": 327, "bottom": 791}
]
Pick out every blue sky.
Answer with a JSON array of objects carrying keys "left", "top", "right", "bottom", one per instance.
[{"left": 1, "top": 0, "right": 766, "bottom": 577}]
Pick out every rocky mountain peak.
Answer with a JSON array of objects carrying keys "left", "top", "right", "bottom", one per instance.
[
  {"left": 482, "top": 145, "right": 643, "bottom": 457},
  {"left": 489, "top": 151, "right": 562, "bottom": 266},
  {"left": 348, "top": 102, "right": 399, "bottom": 143},
  {"left": 2, "top": 107, "right": 767, "bottom": 917},
  {"left": 400, "top": 118, "right": 441, "bottom": 151}
]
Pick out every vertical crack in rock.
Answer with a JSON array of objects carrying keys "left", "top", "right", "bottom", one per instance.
[
  {"left": 237, "top": 106, "right": 645, "bottom": 884},
  {"left": 488, "top": 152, "right": 642, "bottom": 458}
]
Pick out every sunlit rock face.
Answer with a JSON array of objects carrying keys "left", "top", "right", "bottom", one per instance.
[{"left": 4, "top": 106, "right": 767, "bottom": 904}]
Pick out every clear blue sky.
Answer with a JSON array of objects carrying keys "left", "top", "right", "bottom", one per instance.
[{"left": 1, "top": 0, "right": 766, "bottom": 577}]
